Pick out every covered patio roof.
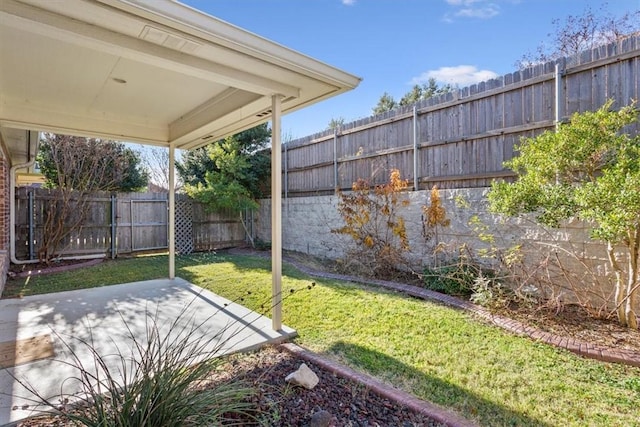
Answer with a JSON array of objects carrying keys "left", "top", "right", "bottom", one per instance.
[
  {"left": 0, "top": 0, "right": 360, "bottom": 330},
  {"left": 0, "top": 0, "right": 360, "bottom": 153}
]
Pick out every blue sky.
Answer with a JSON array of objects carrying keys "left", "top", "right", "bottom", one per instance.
[{"left": 181, "top": 0, "right": 638, "bottom": 140}]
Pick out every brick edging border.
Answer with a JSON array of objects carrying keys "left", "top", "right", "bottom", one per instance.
[
  {"left": 282, "top": 258, "right": 640, "bottom": 368},
  {"left": 279, "top": 342, "right": 478, "bottom": 427},
  {"left": 227, "top": 248, "right": 640, "bottom": 366}
]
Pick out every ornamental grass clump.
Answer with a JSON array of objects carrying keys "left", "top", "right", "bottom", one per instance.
[{"left": 8, "top": 303, "right": 256, "bottom": 427}]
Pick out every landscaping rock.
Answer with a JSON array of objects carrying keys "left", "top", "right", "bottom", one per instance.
[
  {"left": 285, "top": 363, "right": 319, "bottom": 389},
  {"left": 309, "top": 409, "right": 332, "bottom": 427}
]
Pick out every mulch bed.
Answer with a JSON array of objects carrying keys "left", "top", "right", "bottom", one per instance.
[
  {"left": 490, "top": 302, "right": 640, "bottom": 354},
  {"left": 16, "top": 346, "right": 444, "bottom": 427},
  {"left": 216, "top": 346, "right": 444, "bottom": 426}
]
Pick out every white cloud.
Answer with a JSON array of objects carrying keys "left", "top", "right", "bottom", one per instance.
[
  {"left": 342, "top": 0, "right": 356, "bottom": 5},
  {"left": 455, "top": 4, "right": 499, "bottom": 18},
  {"left": 446, "top": 0, "right": 484, "bottom": 5},
  {"left": 412, "top": 65, "right": 499, "bottom": 87},
  {"left": 444, "top": 0, "right": 500, "bottom": 20}
]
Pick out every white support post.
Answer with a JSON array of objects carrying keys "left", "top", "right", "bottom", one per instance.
[
  {"left": 271, "top": 94, "right": 283, "bottom": 331},
  {"left": 169, "top": 144, "right": 176, "bottom": 279},
  {"left": 412, "top": 106, "right": 418, "bottom": 191}
]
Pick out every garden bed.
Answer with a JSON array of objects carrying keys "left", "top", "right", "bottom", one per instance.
[{"left": 17, "top": 346, "right": 444, "bottom": 427}]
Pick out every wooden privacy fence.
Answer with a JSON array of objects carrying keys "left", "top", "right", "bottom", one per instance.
[
  {"left": 13, "top": 188, "right": 247, "bottom": 260},
  {"left": 281, "top": 35, "right": 639, "bottom": 195}
]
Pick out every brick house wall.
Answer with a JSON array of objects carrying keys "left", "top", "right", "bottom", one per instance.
[{"left": 0, "top": 153, "right": 9, "bottom": 295}]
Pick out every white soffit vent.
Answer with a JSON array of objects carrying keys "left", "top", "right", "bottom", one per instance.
[
  {"left": 254, "top": 97, "right": 296, "bottom": 118},
  {"left": 139, "top": 25, "right": 201, "bottom": 53}
]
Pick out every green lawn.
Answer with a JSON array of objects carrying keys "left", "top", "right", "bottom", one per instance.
[{"left": 5, "top": 253, "right": 640, "bottom": 426}]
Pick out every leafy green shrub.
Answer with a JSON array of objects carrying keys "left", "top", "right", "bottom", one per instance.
[
  {"left": 470, "top": 275, "right": 509, "bottom": 308},
  {"left": 254, "top": 238, "right": 271, "bottom": 251},
  {"left": 488, "top": 100, "right": 640, "bottom": 328},
  {"left": 422, "top": 262, "right": 480, "bottom": 297}
]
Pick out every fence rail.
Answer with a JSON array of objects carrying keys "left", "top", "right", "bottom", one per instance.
[
  {"left": 279, "top": 35, "right": 639, "bottom": 195},
  {"left": 13, "top": 188, "right": 247, "bottom": 261}
]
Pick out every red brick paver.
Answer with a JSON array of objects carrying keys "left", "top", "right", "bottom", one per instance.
[{"left": 278, "top": 253, "right": 640, "bottom": 368}]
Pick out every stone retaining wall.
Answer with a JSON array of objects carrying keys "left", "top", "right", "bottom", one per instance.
[{"left": 257, "top": 188, "right": 633, "bottom": 312}]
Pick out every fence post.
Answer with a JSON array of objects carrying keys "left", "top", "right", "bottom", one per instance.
[
  {"left": 333, "top": 128, "right": 338, "bottom": 191},
  {"left": 413, "top": 105, "right": 418, "bottom": 191},
  {"left": 110, "top": 193, "right": 116, "bottom": 259},
  {"left": 555, "top": 60, "right": 565, "bottom": 129},
  {"left": 28, "top": 189, "right": 34, "bottom": 260},
  {"left": 130, "top": 199, "right": 134, "bottom": 252},
  {"left": 284, "top": 142, "right": 288, "bottom": 200}
]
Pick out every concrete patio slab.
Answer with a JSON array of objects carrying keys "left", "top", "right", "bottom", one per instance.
[{"left": 0, "top": 278, "right": 296, "bottom": 425}]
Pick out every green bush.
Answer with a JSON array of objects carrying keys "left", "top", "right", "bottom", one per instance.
[
  {"left": 469, "top": 275, "right": 498, "bottom": 306},
  {"left": 254, "top": 238, "right": 271, "bottom": 251},
  {"left": 423, "top": 260, "right": 496, "bottom": 297},
  {"left": 423, "top": 263, "right": 475, "bottom": 296}
]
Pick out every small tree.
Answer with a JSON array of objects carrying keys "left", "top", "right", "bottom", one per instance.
[
  {"left": 183, "top": 126, "right": 271, "bottom": 247},
  {"left": 517, "top": 4, "right": 640, "bottom": 68},
  {"left": 36, "top": 134, "right": 148, "bottom": 262},
  {"left": 139, "top": 146, "right": 182, "bottom": 192},
  {"left": 327, "top": 117, "right": 346, "bottom": 130},
  {"left": 372, "top": 92, "right": 398, "bottom": 115},
  {"left": 177, "top": 124, "right": 270, "bottom": 192},
  {"left": 400, "top": 78, "right": 452, "bottom": 107},
  {"left": 488, "top": 100, "right": 640, "bottom": 328},
  {"left": 39, "top": 134, "right": 148, "bottom": 192},
  {"left": 332, "top": 169, "right": 410, "bottom": 278}
]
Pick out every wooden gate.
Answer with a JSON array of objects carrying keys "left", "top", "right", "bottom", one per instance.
[{"left": 115, "top": 193, "right": 168, "bottom": 253}]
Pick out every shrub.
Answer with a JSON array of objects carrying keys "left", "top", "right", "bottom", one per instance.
[
  {"left": 423, "top": 262, "right": 479, "bottom": 297},
  {"left": 470, "top": 275, "right": 510, "bottom": 308},
  {"left": 488, "top": 100, "right": 640, "bottom": 328},
  {"left": 332, "top": 169, "right": 411, "bottom": 279},
  {"left": 254, "top": 238, "right": 271, "bottom": 251},
  {"left": 422, "top": 254, "right": 501, "bottom": 299},
  {"left": 9, "top": 304, "right": 255, "bottom": 426}
]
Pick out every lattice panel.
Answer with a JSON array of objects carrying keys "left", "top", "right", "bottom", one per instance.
[{"left": 175, "top": 196, "right": 194, "bottom": 254}]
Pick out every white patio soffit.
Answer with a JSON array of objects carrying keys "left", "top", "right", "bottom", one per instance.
[{"left": 0, "top": 0, "right": 361, "bottom": 157}]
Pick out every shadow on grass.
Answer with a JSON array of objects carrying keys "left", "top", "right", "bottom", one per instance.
[{"left": 327, "top": 341, "right": 553, "bottom": 427}]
